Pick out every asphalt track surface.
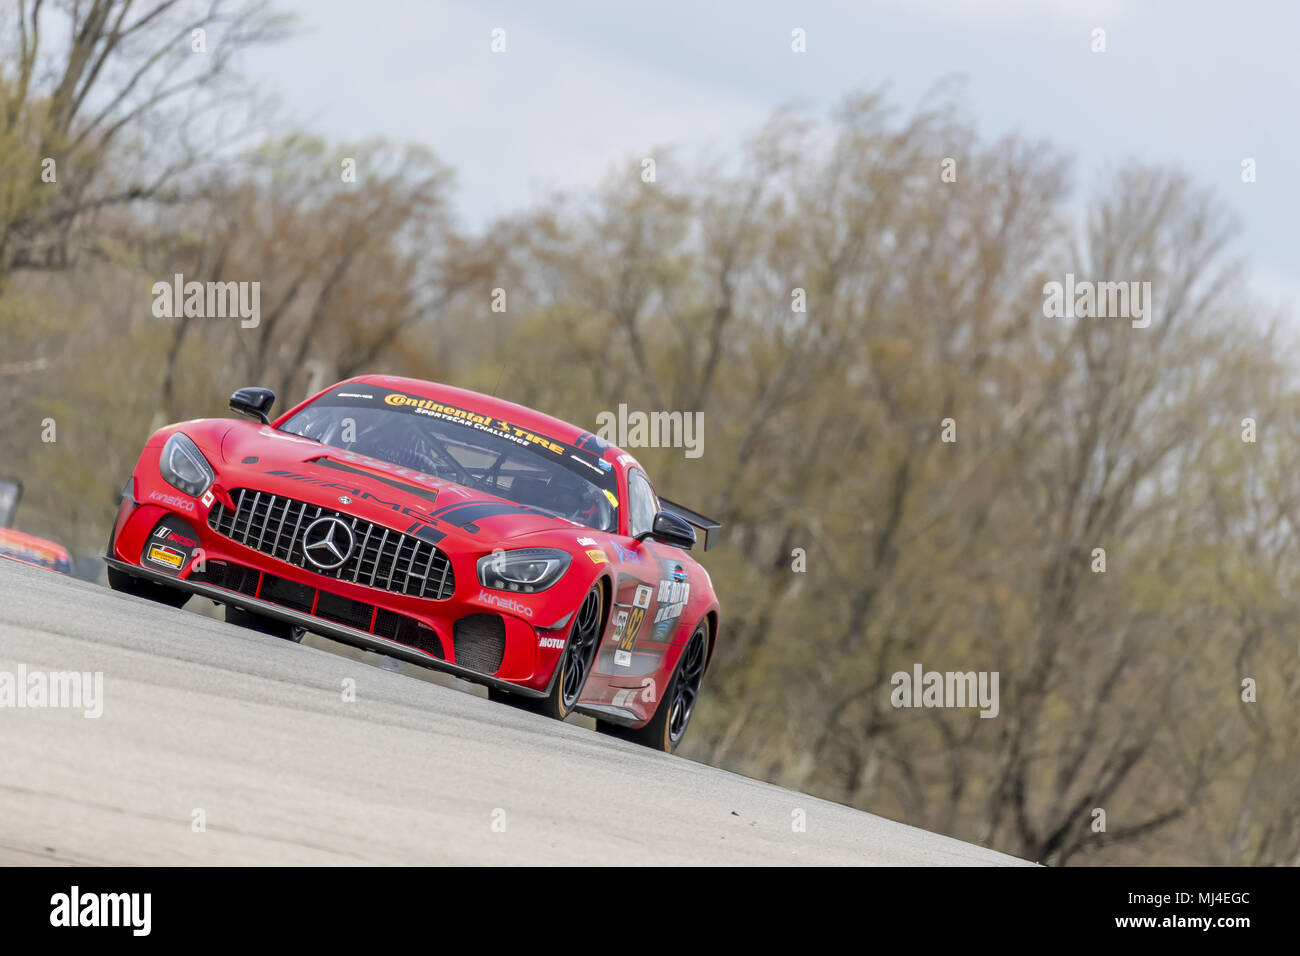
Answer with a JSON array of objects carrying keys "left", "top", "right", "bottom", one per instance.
[{"left": 0, "top": 560, "right": 1028, "bottom": 865}]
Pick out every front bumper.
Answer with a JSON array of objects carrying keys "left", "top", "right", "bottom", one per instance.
[
  {"left": 108, "top": 476, "right": 570, "bottom": 696},
  {"left": 104, "top": 555, "right": 548, "bottom": 698}
]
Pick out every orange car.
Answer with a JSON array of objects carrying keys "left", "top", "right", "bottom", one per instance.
[{"left": 0, "top": 526, "right": 72, "bottom": 574}]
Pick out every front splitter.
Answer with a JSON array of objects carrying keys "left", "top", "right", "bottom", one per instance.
[{"left": 104, "top": 556, "right": 549, "bottom": 699}]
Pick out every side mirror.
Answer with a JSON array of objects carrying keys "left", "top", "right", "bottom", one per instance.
[
  {"left": 230, "top": 387, "right": 276, "bottom": 425},
  {"left": 645, "top": 510, "right": 696, "bottom": 550}
]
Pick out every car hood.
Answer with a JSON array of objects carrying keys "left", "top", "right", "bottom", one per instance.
[{"left": 217, "top": 423, "right": 590, "bottom": 544}]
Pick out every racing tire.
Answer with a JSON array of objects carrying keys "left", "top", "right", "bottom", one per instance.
[
  {"left": 488, "top": 583, "right": 604, "bottom": 721},
  {"left": 598, "top": 620, "right": 708, "bottom": 754},
  {"left": 106, "top": 564, "right": 191, "bottom": 609},
  {"left": 225, "top": 604, "right": 305, "bottom": 643}
]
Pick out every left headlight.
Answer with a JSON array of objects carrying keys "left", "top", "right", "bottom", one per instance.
[
  {"left": 159, "top": 432, "right": 215, "bottom": 498},
  {"left": 477, "top": 548, "right": 572, "bottom": 593}
]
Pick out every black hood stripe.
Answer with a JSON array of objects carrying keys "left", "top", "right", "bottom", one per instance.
[
  {"left": 313, "top": 458, "right": 440, "bottom": 503},
  {"left": 431, "top": 502, "right": 541, "bottom": 527},
  {"left": 406, "top": 522, "right": 447, "bottom": 544}
]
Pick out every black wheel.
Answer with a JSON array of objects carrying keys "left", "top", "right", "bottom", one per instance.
[
  {"left": 106, "top": 564, "right": 191, "bottom": 609},
  {"left": 488, "top": 584, "right": 604, "bottom": 721},
  {"left": 225, "top": 604, "right": 304, "bottom": 642},
  {"left": 601, "top": 620, "right": 708, "bottom": 753}
]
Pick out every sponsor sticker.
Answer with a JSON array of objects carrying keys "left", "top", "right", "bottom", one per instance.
[
  {"left": 570, "top": 454, "right": 606, "bottom": 476},
  {"left": 154, "top": 526, "right": 197, "bottom": 549},
  {"left": 613, "top": 586, "right": 654, "bottom": 652},
  {"left": 306, "top": 385, "right": 623, "bottom": 512},
  {"left": 146, "top": 544, "right": 184, "bottom": 569},
  {"left": 148, "top": 490, "right": 195, "bottom": 512},
  {"left": 612, "top": 541, "right": 644, "bottom": 564},
  {"left": 385, "top": 392, "right": 567, "bottom": 456},
  {"left": 478, "top": 589, "right": 534, "bottom": 618},
  {"left": 653, "top": 579, "right": 691, "bottom": 637}
]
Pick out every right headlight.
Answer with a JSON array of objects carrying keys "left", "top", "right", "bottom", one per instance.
[
  {"left": 477, "top": 548, "right": 572, "bottom": 593},
  {"left": 159, "top": 432, "right": 215, "bottom": 498}
]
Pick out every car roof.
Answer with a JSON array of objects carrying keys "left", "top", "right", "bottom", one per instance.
[{"left": 348, "top": 374, "right": 632, "bottom": 467}]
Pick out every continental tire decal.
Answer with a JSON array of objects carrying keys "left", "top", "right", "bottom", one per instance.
[{"left": 305, "top": 386, "right": 619, "bottom": 501}]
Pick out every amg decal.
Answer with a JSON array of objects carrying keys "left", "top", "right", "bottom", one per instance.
[{"left": 265, "top": 470, "right": 441, "bottom": 526}]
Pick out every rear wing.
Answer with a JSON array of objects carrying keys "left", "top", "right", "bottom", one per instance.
[{"left": 657, "top": 496, "right": 721, "bottom": 551}]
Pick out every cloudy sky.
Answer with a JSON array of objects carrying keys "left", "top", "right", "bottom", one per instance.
[{"left": 246, "top": 0, "right": 1298, "bottom": 313}]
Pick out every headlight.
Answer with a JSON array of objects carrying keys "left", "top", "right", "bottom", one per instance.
[
  {"left": 477, "top": 548, "right": 572, "bottom": 593},
  {"left": 159, "top": 433, "right": 215, "bottom": 497}
]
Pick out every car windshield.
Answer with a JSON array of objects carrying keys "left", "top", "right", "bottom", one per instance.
[{"left": 279, "top": 385, "right": 619, "bottom": 532}]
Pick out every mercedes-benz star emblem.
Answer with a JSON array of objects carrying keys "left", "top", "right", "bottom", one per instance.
[{"left": 301, "top": 516, "right": 354, "bottom": 570}]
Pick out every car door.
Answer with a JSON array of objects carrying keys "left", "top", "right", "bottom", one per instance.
[{"left": 580, "top": 468, "right": 670, "bottom": 714}]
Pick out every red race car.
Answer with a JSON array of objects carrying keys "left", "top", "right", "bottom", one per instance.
[{"left": 105, "top": 377, "right": 721, "bottom": 751}]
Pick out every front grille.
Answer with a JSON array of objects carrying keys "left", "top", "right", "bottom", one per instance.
[
  {"left": 209, "top": 489, "right": 455, "bottom": 600},
  {"left": 201, "top": 560, "right": 259, "bottom": 596},
  {"left": 194, "top": 560, "right": 446, "bottom": 660},
  {"left": 453, "top": 614, "right": 507, "bottom": 674},
  {"left": 316, "top": 591, "right": 374, "bottom": 630},
  {"left": 259, "top": 574, "right": 315, "bottom": 613},
  {"left": 376, "top": 609, "right": 445, "bottom": 659}
]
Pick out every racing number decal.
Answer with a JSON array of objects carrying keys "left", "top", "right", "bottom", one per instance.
[
  {"left": 616, "top": 585, "right": 653, "bottom": 652},
  {"left": 620, "top": 608, "right": 645, "bottom": 652}
]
